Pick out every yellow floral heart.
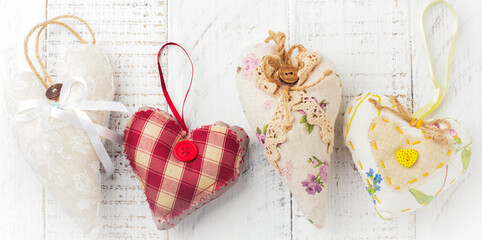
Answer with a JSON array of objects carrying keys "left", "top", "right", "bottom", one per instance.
[
  {"left": 344, "top": 92, "right": 471, "bottom": 219},
  {"left": 396, "top": 149, "right": 418, "bottom": 168}
]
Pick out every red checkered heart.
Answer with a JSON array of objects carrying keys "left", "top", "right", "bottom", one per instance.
[{"left": 123, "top": 107, "right": 248, "bottom": 229}]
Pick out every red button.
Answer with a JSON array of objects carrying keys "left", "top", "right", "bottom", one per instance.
[{"left": 174, "top": 140, "right": 198, "bottom": 162}]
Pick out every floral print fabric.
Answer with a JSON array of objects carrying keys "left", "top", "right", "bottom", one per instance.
[
  {"left": 236, "top": 42, "right": 342, "bottom": 228},
  {"left": 366, "top": 168, "right": 382, "bottom": 204},
  {"left": 237, "top": 53, "right": 261, "bottom": 79},
  {"left": 302, "top": 156, "right": 329, "bottom": 195}
]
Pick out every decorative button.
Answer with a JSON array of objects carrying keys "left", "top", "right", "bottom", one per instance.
[
  {"left": 45, "top": 83, "right": 63, "bottom": 100},
  {"left": 396, "top": 149, "right": 418, "bottom": 168},
  {"left": 174, "top": 140, "right": 198, "bottom": 162},
  {"left": 278, "top": 64, "right": 299, "bottom": 84}
]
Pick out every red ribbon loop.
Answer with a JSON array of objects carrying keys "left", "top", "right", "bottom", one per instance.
[{"left": 157, "top": 42, "right": 194, "bottom": 132}]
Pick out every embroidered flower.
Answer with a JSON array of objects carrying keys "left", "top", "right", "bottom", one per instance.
[
  {"left": 450, "top": 129, "right": 462, "bottom": 146},
  {"left": 366, "top": 168, "right": 382, "bottom": 205},
  {"left": 256, "top": 133, "right": 266, "bottom": 145},
  {"left": 301, "top": 174, "right": 322, "bottom": 195},
  {"left": 310, "top": 159, "right": 318, "bottom": 168},
  {"left": 306, "top": 181, "right": 322, "bottom": 195},
  {"left": 256, "top": 124, "right": 268, "bottom": 146},
  {"left": 280, "top": 160, "right": 295, "bottom": 181},
  {"left": 264, "top": 100, "right": 273, "bottom": 111},
  {"left": 256, "top": 123, "right": 282, "bottom": 148},
  {"left": 373, "top": 173, "right": 382, "bottom": 184},
  {"left": 240, "top": 53, "right": 261, "bottom": 79},
  {"left": 449, "top": 128, "right": 472, "bottom": 172},
  {"left": 302, "top": 174, "right": 316, "bottom": 186},
  {"left": 450, "top": 129, "right": 457, "bottom": 138},
  {"left": 318, "top": 162, "right": 329, "bottom": 182},
  {"left": 302, "top": 156, "right": 328, "bottom": 195},
  {"left": 320, "top": 101, "right": 327, "bottom": 110}
]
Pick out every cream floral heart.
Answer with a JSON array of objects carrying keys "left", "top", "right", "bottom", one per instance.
[
  {"left": 236, "top": 32, "right": 342, "bottom": 228},
  {"left": 344, "top": 93, "right": 472, "bottom": 219},
  {"left": 5, "top": 44, "right": 114, "bottom": 235}
]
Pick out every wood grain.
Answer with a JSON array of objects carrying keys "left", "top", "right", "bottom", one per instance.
[
  {"left": 1, "top": 0, "right": 481, "bottom": 239},
  {"left": 167, "top": 1, "right": 291, "bottom": 239},
  {"left": 411, "top": 1, "right": 482, "bottom": 240},
  {"left": 44, "top": 0, "right": 168, "bottom": 239},
  {"left": 0, "top": 1, "right": 47, "bottom": 239},
  {"left": 289, "top": 1, "right": 414, "bottom": 239}
]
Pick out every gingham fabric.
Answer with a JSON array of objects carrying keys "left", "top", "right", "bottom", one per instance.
[{"left": 123, "top": 108, "right": 247, "bottom": 229}]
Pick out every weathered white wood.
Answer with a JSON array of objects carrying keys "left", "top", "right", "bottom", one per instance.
[
  {"left": 289, "top": 0, "right": 415, "bottom": 239},
  {"left": 411, "top": 1, "right": 482, "bottom": 240},
  {"left": 0, "top": 1, "right": 46, "bottom": 239},
  {"left": 2, "top": 0, "right": 482, "bottom": 239},
  {"left": 167, "top": 1, "right": 291, "bottom": 239},
  {"left": 32, "top": 0, "right": 168, "bottom": 239}
]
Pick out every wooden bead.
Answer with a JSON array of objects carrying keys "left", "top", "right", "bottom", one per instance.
[
  {"left": 45, "top": 83, "right": 63, "bottom": 101},
  {"left": 278, "top": 64, "right": 299, "bottom": 84}
]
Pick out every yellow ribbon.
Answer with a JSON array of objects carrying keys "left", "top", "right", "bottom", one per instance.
[{"left": 411, "top": 0, "right": 459, "bottom": 120}]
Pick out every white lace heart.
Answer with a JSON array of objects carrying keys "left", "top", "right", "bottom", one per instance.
[
  {"left": 5, "top": 44, "right": 114, "bottom": 235},
  {"left": 343, "top": 93, "right": 472, "bottom": 219}
]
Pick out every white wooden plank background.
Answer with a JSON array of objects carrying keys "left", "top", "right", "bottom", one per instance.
[{"left": 1, "top": 0, "right": 480, "bottom": 239}]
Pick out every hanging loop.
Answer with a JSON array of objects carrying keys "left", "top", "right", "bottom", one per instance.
[
  {"left": 24, "top": 15, "right": 96, "bottom": 90},
  {"left": 411, "top": 0, "right": 459, "bottom": 120},
  {"left": 157, "top": 42, "right": 194, "bottom": 132}
]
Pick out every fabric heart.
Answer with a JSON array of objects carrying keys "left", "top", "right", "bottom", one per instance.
[
  {"left": 343, "top": 93, "right": 472, "bottom": 219},
  {"left": 123, "top": 108, "right": 248, "bottom": 229},
  {"left": 236, "top": 31, "right": 342, "bottom": 228},
  {"left": 6, "top": 43, "right": 115, "bottom": 235}
]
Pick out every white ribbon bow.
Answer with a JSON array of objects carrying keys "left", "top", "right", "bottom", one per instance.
[{"left": 15, "top": 77, "right": 128, "bottom": 176}]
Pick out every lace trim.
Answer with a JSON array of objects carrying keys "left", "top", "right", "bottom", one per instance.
[
  {"left": 292, "top": 92, "right": 334, "bottom": 153},
  {"left": 294, "top": 51, "right": 321, "bottom": 86},
  {"left": 254, "top": 48, "right": 334, "bottom": 172}
]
